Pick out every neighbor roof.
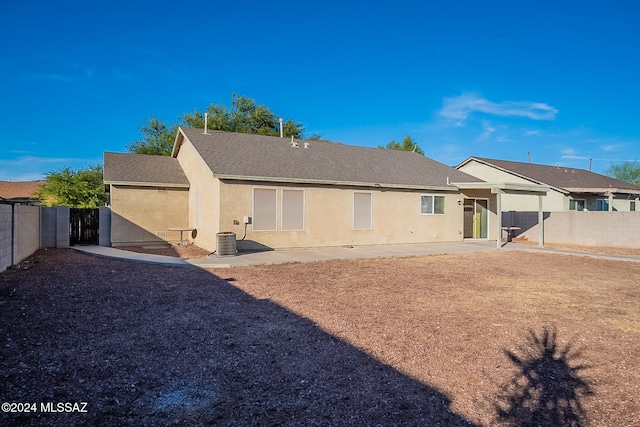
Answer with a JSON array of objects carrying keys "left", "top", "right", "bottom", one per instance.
[
  {"left": 0, "top": 180, "right": 45, "bottom": 201},
  {"left": 174, "top": 128, "right": 482, "bottom": 190},
  {"left": 103, "top": 152, "right": 189, "bottom": 187},
  {"left": 458, "top": 157, "right": 640, "bottom": 194}
]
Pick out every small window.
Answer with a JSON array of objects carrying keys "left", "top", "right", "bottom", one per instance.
[
  {"left": 631, "top": 201, "right": 636, "bottom": 212},
  {"left": 253, "top": 188, "right": 277, "bottom": 231},
  {"left": 282, "top": 189, "right": 304, "bottom": 231},
  {"left": 353, "top": 192, "right": 372, "bottom": 230},
  {"left": 596, "top": 199, "right": 609, "bottom": 211},
  {"left": 569, "top": 199, "right": 586, "bottom": 211},
  {"left": 421, "top": 195, "right": 445, "bottom": 215}
]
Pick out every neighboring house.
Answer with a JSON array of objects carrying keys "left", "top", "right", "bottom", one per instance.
[
  {"left": 104, "top": 129, "right": 545, "bottom": 251},
  {"left": 0, "top": 180, "right": 45, "bottom": 205},
  {"left": 457, "top": 157, "right": 640, "bottom": 212}
]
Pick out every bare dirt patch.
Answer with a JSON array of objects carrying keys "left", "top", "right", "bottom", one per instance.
[
  {"left": 518, "top": 241, "right": 640, "bottom": 257},
  {"left": 1, "top": 248, "right": 638, "bottom": 426},
  {"left": 117, "top": 244, "right": 211, "bottom": 259}
]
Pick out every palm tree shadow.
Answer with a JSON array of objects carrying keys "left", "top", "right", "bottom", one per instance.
[{"left": 495, "top": 326, "right": 594, "bottom": 427}]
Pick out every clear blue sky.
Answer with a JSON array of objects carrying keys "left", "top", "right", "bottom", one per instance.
[{"left": 1, "top": 0, "right": 639, "bottom": 181}]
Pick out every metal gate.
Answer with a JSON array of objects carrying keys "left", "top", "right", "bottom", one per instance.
[{"left": 70, "top": 208, "right": 99, "bottom": 245}]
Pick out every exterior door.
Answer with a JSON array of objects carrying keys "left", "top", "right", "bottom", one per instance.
[
  {"left": 463, "top": 199, "right": 488, "bottom": 239},
  {"left": 70, "top": 208, "right": 99, "bottom": 245}
]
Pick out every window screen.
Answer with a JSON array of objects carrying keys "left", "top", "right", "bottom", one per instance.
[
  {"left": 353, "top": 192, "right": 372, "bottom": 230},
  {"left": 282, "top": 189, "right": 304, "bottom": 231},
  {"left": 421, "top": 195, "right": 445, "bottom": 214},
  {"left": 253, "top": 188, "right": 277, "bottom": 231},
  {"left": 569, "top": 199, "right": 585, "bottom": 211}
]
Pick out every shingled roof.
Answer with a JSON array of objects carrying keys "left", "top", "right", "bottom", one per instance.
[
  {"left": 460, "top": 157, "right": 640, "bottom": 194},
  {"left": 174, "top": 128, "right": 481, "bottom": 190},
  {"left": 103, "top": 152, "right": 189, "bottom": 187},
  {"left": 0, "top": 180, "right": 45, "bottom": 202}
]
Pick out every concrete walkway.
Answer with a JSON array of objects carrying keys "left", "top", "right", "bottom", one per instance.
[
  {"left": 72, "top": 240, "right": 640, "bottom": 268},
  {"left": 73, "top": 241, "right": 497, "bottom": 268}
]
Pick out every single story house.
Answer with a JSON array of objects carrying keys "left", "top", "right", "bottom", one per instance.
[
  {"left": 456, "top": 157, "right": 640, "bottom": 212},
  {"left": 0, "top": 180, "right": 45, "bottom": 205},
  {"left": 104, "top": 129, "right": 546, "bottom": 251}
]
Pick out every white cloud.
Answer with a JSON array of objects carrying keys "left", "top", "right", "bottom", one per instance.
[
  {"left": 477, "top": 121, "right": 496, "bottom": 140},
  {"left": 600, "top": 143, "right": 626, "bottom": 152},
  {"left": 439, "top": 93, "right": 558, "bottom": 125}
]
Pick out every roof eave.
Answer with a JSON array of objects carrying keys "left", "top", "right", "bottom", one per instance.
[
  {"left": 216, "top": 174, "right": 459, "bottom": 191},
  {"left": 457, "top": 157, "right": 568, "bottom": 194},
  {"left": 453, "top": 181, "right": 549, "bottom": 195},
  {"left": 171, "top": 127, "right": 187, "bottom": 158},
  {"left": 564, "top": 187, "right": 640, "bottom": 195},
  {"left": 104, "top": 180, "right": 190, "bottom": 188}
]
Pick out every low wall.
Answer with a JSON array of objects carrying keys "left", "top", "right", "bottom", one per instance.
[
  {"left": 504, "top": 211, "right": 640, "bottom": 248},
  {"left": 0, "top": 205, "right": 12, "bottom": 272},
  {"left": 0, "top": 205, "right": 112, "bottom": 273},
  {"left": 0, "top": 204, "right": 42, "bottom": 272}
]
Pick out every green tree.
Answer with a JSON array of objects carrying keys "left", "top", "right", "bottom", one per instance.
[
  {"left": 128, "top": 94, "right": 306, "bottom": 156},
  {"left": 126, "top": 118, "right": 178, "bottom": 156},
  {"left": 378, "top": 135, "right": 425, "bottom": 155},
  {"left": 35, "top": 164, "right": 108, "bottom": 208},
  {"left": 605, "top": 161, "right": 640, "bottom": 185}
]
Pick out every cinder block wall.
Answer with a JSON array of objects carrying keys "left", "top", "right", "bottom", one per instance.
[
  {"left": 99, "top": 206, "right": 111, "bottom": 247},
  {"left": 505, "top": 211, "right": 640, "bottom": 248},
  {"left": 0, "top": 204, "right": 41, "bottom": 273},
  {"left": 41, "top": 207, "right": 58, "bottom": 248},
  {"left": 14, "top": 205, "right": 40, "bottom": 264},
  {"left": 55, "top": 207, "right": 70, "bottom": 248},
  {"left": 0, "top": 205, "right": 12, "bottom": 272}
]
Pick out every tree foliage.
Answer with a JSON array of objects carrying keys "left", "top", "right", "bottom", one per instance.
[
  {"left": 35, "top": 164, "right": 108, "bottom": 208},
  {"left": 128, "top": 94, "right": 306, "bottom": 156},
  {"left": 126, "top": 118, "right": 178, "bottom": 156},
  {"left": 378, "top": 135, "right": 425, "bottom": 155},
  {"left": 604, "top": 161, "right": 640, "bottom": 185}
]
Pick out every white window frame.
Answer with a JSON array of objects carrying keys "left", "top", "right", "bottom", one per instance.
[
  {"left": 252, "top": 187, "right": 278, "bottom": 231},
  {"left": 420, "top": 194, "right": 446, "bottom": 215},
  {"left": 353, "top": 192, "right": 372, "bottom": 230},
  {"left": 569, "top": 199, "right": 586, "bottom": 211},
  {"left": 281, "top": 188, "right": 305, "bottom": 231}
]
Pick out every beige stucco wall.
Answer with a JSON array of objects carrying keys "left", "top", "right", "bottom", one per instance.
[
  {"left": 109, "top": 185, "right": 189, "bottom": 246},
  {"left": 182, "top": 181, "right": 496, "bottom": 251},
  {"left": 174, "top": 138, "right": 221, "bottom": 252},
  {"left": 459, "top": 160, "right": 566, "bottom": 211}
]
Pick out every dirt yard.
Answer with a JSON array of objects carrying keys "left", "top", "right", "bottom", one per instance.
[{"left": 1, "top": 248, "right": 638, "bottom": 426}]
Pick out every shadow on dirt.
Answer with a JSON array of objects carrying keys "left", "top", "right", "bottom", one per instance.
[
  {"left": 0, "top": 249, "right": 477, "bottom": 426},
  {"left": 495, "top": 326, "right": 594, "bottom": 427}
]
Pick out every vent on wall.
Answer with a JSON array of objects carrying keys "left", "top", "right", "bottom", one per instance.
[{"left": 156, "top": 231, "right": 167, "bottom": 239}]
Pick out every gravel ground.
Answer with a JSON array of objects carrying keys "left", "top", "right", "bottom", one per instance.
[{"left": 0, "top": 248, "right": 638, "bottom": 426}]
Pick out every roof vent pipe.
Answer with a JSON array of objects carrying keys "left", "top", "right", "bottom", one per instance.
[
  {"left": 203, "top": 113, "right": 208, "bottom": 134},
  {"left": 279, "top": 118, "right": 284, "bottom": 138}
]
